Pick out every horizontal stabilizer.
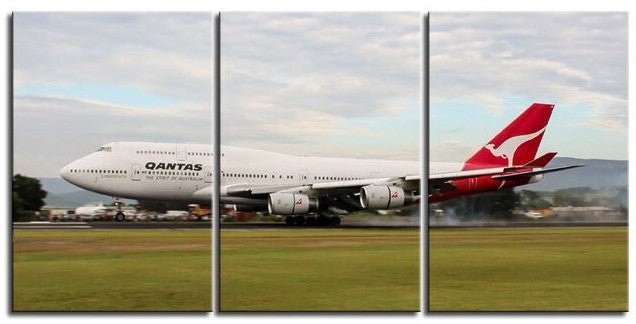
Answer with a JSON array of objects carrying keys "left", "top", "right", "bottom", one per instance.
[
  {"left": 523, "top": 152, "right": 557, "bottom": 168},
  {"left": 491, "top": 164, "right": 584, "bottom": 180}
]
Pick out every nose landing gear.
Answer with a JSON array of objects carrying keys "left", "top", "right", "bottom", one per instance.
[{"left": 113, "top": 199, "right": 125, "bottom": 222}]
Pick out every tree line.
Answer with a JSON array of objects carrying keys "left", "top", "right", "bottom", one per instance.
[{"left": 12, "top": 174, "right": 47, "bottom": 221}]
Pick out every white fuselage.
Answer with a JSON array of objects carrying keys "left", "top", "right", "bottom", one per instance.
[{"left": 429, "top": 161, "right": 465, "bottom": 175}]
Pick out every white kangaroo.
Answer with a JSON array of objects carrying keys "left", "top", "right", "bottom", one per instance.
[{"left": 484, "top": 126, "right": 546, "bottom": 167}]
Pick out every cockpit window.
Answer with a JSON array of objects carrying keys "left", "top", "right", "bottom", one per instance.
[{"left": 96, "top": 146, "right": 112, "bottom": 152}]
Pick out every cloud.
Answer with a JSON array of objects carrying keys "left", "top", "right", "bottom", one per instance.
[
  {"left": 14, "top": 95, "right": 211, "bottom": 177},
  {"left": 429, "top": 139, "right": 477, "bottom": 163},
  {"left": 430, "top": 12, "right": 627, "bottom": 130},
  {"left": 13, "top": 13, "right": 212, "bottom": 177},
  {"left": 221, "top": 12, "right": 421, "bottom": 159},
  {"left": 14, "top": 13, "right": 212, "bottom": 104}
]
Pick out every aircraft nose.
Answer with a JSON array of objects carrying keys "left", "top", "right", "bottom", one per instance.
[{"left": 60, "top": 162, "right": 74, "bottom": 183}]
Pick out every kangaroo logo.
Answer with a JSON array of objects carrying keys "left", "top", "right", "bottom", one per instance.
[{"left": 484, "top": 126, "right": 546, "bottom": 167}]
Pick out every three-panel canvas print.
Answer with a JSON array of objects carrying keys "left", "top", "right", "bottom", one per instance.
[{"left": 11, "top": 11, "right": 627, "bottom": 313}]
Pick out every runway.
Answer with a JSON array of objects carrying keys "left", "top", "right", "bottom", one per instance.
[
  {"left": 13, "top": 221, "right": 415, "bottom": 230},
  {"left": 16, "top": 221, "right": 619, "bottom": 230},
  {"left": 220, "top": 222, "right": 419, "bottom": 229},
  {"left": 429, "top": 221, "right": 628, "bottom": 228},
  {"left": 13, "top": 221, "right": 211, "bottom": 230},
  {"left": 13, "top": 222, "right": 92, "bottom": 229}
]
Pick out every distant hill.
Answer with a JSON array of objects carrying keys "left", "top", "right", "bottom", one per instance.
[
  {"left": 39, "top": 177, "right": 136, "bottom": 207},
  {"left": 521, "top": 157, "right": 627, "bottom": 192},
  {"left": 39, "top": 178, "right": 82, "bottom": 194}
]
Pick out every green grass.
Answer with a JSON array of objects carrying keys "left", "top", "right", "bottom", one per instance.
[
  {"left": 220, "top": 229, "right": 419, "bottom": 311},
  {"left": 13, "top": 229, "right": 211, "bottom": 311},
  {"left": 429, "top": 227, "right": 627, "bottom": 311}
]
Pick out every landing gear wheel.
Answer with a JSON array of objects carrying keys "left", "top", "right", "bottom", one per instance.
[
  {"left": 317, "top": 215, "right": 329, "bottom": 227},
  {"left": 295, "top": 216, "right": 306, "bottom": 226},
  {"left": 113, "top": 199, "right": 124, "bottom": 222},
  {"left": 285, "top": 216, "right": 296, "bottom": 225},
  {"left": 329, "top": 216, "right": 341, "bottom": 226}
]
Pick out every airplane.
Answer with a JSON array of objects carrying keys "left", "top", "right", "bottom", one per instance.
[
  {"left": 59, "top": 103, "right": 580, "bottom": 225},
  {"left": 74, "top": 202, "right": 112, "bottom": 221},
  {"left": 524, "top": 211, "right": 547, "bottom": 219}
]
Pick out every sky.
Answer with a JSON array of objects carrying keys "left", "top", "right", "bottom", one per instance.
[
  {"left": 13, "top": 12, "right": 212, "bottom": 178},
  {"left": 221, "top": 12, "right": 421, "bottom": 160},
  {"left": 429, "top": 12, "right": 628, "bottom": 162},
  {"left": 14, "top": 11, "right": 625, "bottom": 179}
]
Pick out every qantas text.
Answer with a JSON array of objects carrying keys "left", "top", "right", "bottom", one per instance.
[{"left": 145, "top": 162, "right": 203, "bottom": 171}]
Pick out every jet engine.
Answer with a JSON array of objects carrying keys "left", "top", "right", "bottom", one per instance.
[
  {"left": 268, "top": 193, "right": 319, "bottom": 215},
  {"left": 360, "top": 185, "right": 411, "bottom": 210}
]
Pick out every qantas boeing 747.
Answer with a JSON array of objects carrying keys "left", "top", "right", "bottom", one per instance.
[{"left": 60, "top": 103, "right": 581, "bottom": 224}]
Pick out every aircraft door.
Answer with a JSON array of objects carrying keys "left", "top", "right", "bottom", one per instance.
[
  {"left": 299, "top": 170, "right": 307, "bottom": 184},
  {"left": 131, "top": 164, "right": 141, "bottom": 181},
  {"left": 204, "top": 165, "right": 212, "bottom": 183},
  {"left": 176, "top": 144, "right": 187, "bottom": 161}
]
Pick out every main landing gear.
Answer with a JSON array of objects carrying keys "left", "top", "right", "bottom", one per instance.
[
  {"left": 284, "top": 215, "right": 341, "bottom": 227},
  {"left": 113, "top": 199, "right": 125, "bottom": 222}
]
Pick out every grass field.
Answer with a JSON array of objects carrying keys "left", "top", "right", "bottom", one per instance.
[
  {"left": 429, "top": 227, "right": 627, "bottom": 311},
  {"left": 220, "top": 229, "right": 419, "bottom": 311},
  {"left": 13, "top": 229, "right": 211, "bottom": 311}
]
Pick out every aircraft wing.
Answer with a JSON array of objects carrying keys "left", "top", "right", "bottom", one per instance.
[
  {"left": 311, "top": 176, "right": 419, "bottom": 190},
  {"left": 223, "top": 175, "right": 420, "bottom": 212},
  {"left": 429, "top": 167, "right": 508, "bottom": 183},
  {"left": 429, "top": 164, "right": 584, "bottom": 194},
  {"left": 225, "top": 175, "right": 420, "bottom": 196},
  {"left": 429, "top": 167, "right": 508, "bottom": 193},
  {"left": 491, "top": 165, "right": 584, "bottom": 180}
]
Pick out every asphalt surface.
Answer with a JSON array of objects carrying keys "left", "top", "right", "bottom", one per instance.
[
  {"left": 13, "top": 221, "right": 626, "bottom": 230},
  {"left": 220, "top": 222, "right": 419, "bottom": 229},
  {"left": 12, "top": 221, "right": 416, "bottom": 230},
  {"left": 13, "top": 221, "right": 211, "bottom": 230},
  {"left": 429, "top": 221, "right": 628, "bottom": 228}
]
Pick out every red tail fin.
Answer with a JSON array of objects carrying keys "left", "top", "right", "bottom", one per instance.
[{"left": 463, "top": 103, "right": 554, "bottom": 170}]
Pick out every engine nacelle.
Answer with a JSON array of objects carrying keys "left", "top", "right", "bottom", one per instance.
[
  {"left": 267, "top": 193, "right": 318, "bottom": 215},
  {"left": 360, "top": 185, "right": 410, "bottom": 210}
]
